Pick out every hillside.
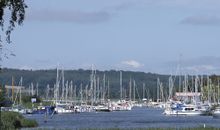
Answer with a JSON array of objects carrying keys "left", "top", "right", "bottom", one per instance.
[{"left": 0, "top": 68, "right": 175, "bottom": 100}]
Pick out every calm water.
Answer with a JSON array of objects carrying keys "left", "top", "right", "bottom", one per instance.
[{"left": 24, "top": 107, "right": 220, "bottom": 129}]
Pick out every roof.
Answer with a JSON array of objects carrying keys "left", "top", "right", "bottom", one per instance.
[{"left": 175, "top": 92, "right": 201, "bottom": 97}]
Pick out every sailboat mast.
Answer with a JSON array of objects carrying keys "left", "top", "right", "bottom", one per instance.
[
  {"left": 61, "top": 69, "right": 65, "bottom": 100},
  {"left": 12, "top": 76, "right": 14, "bottom": 102},
  {"left": 85, "top": 85, "right": 88, "bottom": 105},
  {"left": 55, "top": 67, "right": 59, "bottom": 103},
  {"left": 157, "top": 78, "right": 160, "bottom": 102},
  {"left": 80, "top": 83, "right": 83, "bottom": 105},
  {"left": 31, "top": 82, "right": 34, "bottom": 96},
  {"left": 129, "top": 78, "right": 132, "bottom": 101},
  {"left": 120, "top": 71, "right": 122, "bottom": 100},
  {"left": 46, "top": 84, "right": 50, "bottom": 100},
  {"left": 65, "top": 81, "right": 68, "bottom": 103},
  {"left": 143, "top": 83, "right": 145, "bottom": 99},
  {"left": 36, "top": 83, "right": 39, "bottom": 97},
  {"left": 108, "top": 79, "right": 110, "bottom": 99},
  {"left": 133, "top": 80, "right": 136, "bottom": 102},
  {"left": 103, "top": 74, "right": 106, "bottom": 102},
  {"left": 19, "top": 77, "right": 23, "bottom": 104}
]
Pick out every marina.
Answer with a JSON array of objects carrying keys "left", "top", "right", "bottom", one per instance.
[
  {"left": 24, "top": 107, "right": 220, "bottom": 129},
  {"left": 1, "top": 1, "right": 220, "bottom": 129}
]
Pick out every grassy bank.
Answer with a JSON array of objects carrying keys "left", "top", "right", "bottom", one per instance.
[{"left": 0, "top": 111, "right": 38, "bottom": 129}]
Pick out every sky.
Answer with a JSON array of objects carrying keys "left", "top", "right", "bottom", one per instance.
[{"left": 1, "top": 0, "right": 220, "bottom": 75}]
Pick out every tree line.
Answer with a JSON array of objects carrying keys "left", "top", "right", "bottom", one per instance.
[
  {"left": 1, "top": 68, "right": 219, "bottom": 101},
  {"left": 0, "top": 68, "right": 172, "bottom": 100}
]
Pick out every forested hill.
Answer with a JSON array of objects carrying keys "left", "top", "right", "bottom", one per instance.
[{"left": 0, "top": 68, "right": 172, "bottom": 99}]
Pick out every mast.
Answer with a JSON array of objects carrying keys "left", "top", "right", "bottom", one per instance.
[
  {"left": 200, "top": 75, "right": 204, "bottom": 102},
  {"left": 70, "top": 81, "right": 73, "bottom": 101},
  {"left": 157, "top": 78, "right": 160, "bottom": 102},
  {"left": 85, "top": 85, "right": 88, "bottom": 105},
  {"left": 19, "top": 77, "right": 23, "bottom": 104},
  {"left": 178, "top": 54, "right": 182, "bottom": 92},
  {"left": 129, "top": 78, "right": 132, "bottom": 102},
  {"left": 159, "top": 82, "right": 164, "bottom": 102},
  {"left": 29, "top": 85, "right": 31, "bottom": 96},
  {"left": 12, "top": 76, "right": 14, "bottom": 102},
  {"left": 46, "top": 84, "right": 50, "bottom": 100},
  {"left": 55, "top": 67, "right": 59, "bottom": 103},
  {"left": 36, "top": 82, "right": 39, "bottom": 97},
  {"left": 218, "top": 79, "right": 220, "bottom": 104},
  {"left": 133, "top": 80, "right": 136, "bottom": 102},
  {"left": 61, "top": 69, "right": 65, "bottom": 100},
  {"left": 97, "top": 77, "right": 100, "bottom": 103},
  {"left": 90, "top": 67, "right": 94, "bottom": 106},
  {"left": 103, "top": 73, "right": 106, "bottom": 102},
  {"left": 74, "top": 85, "right": 77, "bottom": 105},
  {"left": 168, "top": 76, "right": 174, "bottom": 100},
  {"left": 65, "top": 81, "right": 68, "bottom": 103},
  {"left": 143, "top": 83, "right": 145, "bottom": 99},
  {"left": 53, "top": 84, "right": 56, "bottom": 101},
  {"left": 31, "top": 82, "right": 34, "bottom": 96},
  {"left": 120, "top": 71, "right": 122, "bottom": 100},
  {"left": 107, "top": 79, "right": 110, "bottom": 99},
  {"left": 80, "top": 83, "right": 83, "bottom": 105},
  {"left": 94, "top": 74, "right": 96, "bottom": 103},
  {"left": 207, "top": 76, "right": 210, "bottom": 103},
  {"left": 195, "top": 76, "right": 199, "bottom": 103}
]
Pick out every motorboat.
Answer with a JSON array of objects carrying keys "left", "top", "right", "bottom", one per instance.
[
  {"left": 164, "top": 103, "right": 206, "bottom": 116},
  {"left": 95, "top": 105, "right": 112, "bottom": 112}
]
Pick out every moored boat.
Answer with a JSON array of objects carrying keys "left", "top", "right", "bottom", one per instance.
[
  {"left": 95, "top": 105, "right": 112, "bottom": 112},
  {"left": 32, "top": 106, "right": 56, "bottom": 114},
  {"left": 213, "top": 107, "right": 220, "bottom": 118},
  {"left": 164, "top": 103, "right": 206, "bottom": 116}
]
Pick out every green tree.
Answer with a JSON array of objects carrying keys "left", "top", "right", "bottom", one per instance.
[
  {"left": 0, "top": 0, "right": 27, "bottom": 59},
  {"left": 0, "top": 86, "right": 5, "bottom": 106},
  {"left": 0, "top": 85, "right": 5, "bottom": 129},
  {"left": 0, "top": 1, "right": 27, "bottom": 129}
]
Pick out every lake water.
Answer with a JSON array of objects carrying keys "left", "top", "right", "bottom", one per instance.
[{"left": 24, "top": 107, "right": 220, "bottom": 129}]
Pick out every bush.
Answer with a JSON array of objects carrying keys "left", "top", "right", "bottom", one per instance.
[
  {"left": 21, "top": 118, "right": 38, "bottom": 128},
  {"left": 1, "top": 111, "right": 38, "bottom": 129},
  {"left": 1, "top": 111, "right": 22, "bottom": 129}
]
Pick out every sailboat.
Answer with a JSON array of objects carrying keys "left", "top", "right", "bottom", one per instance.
[
  {"left": 53, "top": 68, "right": 76, "bottom": 114},
  {"left": 163, "top": 75, "right": 209, "bottom": 116},
  {"left": 8, "top": 77, "right": 27, "bottom": 114},
  {"left": 111, "top": 71, "right": 132, "bottom": 111}
]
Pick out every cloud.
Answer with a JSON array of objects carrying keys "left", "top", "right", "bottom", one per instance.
[
  {"left": 35, "top": 59, "right": 51, "bottom": 64},
  {"left": 112, "top": 2, "right": 138, "bottom": 11},
  {"left": 159, "top": 56, "right": 220, "bottom": 75},
  {"left": 121, "top": 60, "right": 144, "bottom": 68},
  {"left": 19, "top": 66, "right": 34, "bottom": 70},
  {"left": 185, "top": 65, "right": 216, "bottom": 72},
  {"left": 27, "top": 10, "right": 111, "bottom": 24},
  {"left": 181, "top": 15, "right": 220, "bottom": 26},
  {"left": 142, "top": 0, "right": 220, "bottom": 10},
  {"left": 181, "top": 56, "right": 220, "bottom": 74},
  {"left": 182, "top": 56, "right": 220, "bottom": 66}
]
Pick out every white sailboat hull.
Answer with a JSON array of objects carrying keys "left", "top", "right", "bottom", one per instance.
[{"left": 55, "top": 106, "right": 74, "bottom": 114}]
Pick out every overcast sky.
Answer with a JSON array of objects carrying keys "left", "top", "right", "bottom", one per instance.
[{"left": 1, "top": 0, "right": 220, "bottom": 75}]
